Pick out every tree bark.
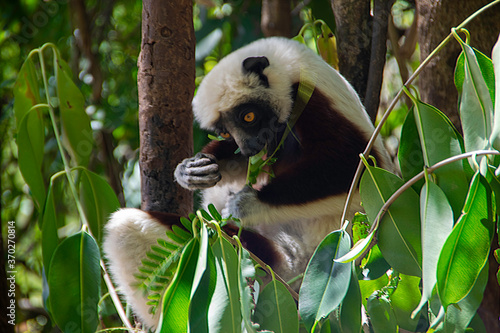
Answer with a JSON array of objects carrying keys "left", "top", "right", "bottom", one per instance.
[
  {"left": 418, "top": 1, "right": 500, "bottom": 330},
  {"left": 138, "top": 0, "right": 195, "bottom": 215},
  {"left": 261, "top": 0, "right": 292, "bottom": 37},
  {"left": 331, "top": 0, "right": 392, "bottom": 122},
  {"left": 417, "top": 0, "right": 500, "bottom": 132}
]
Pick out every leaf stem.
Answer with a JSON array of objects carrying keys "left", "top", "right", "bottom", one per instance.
[{"left": 340, "top": 0, "right": 500, "bottom": 227}]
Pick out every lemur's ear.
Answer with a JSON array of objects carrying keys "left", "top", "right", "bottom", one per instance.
[{"left": 242, "top": 56, "right": 270, "bottom": 87}]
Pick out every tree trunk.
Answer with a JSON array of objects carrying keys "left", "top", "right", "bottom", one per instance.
[
  {"left": 138, "top": 0, "right": 195, "bottom": 215},
  {"left": 417, "top": 0, "right": 500, "bottom": 132},
  {"left": 418, "top": 1, "right": 500, "bottom": 330},
  {"left": 331, "top": 0, "right": 392, "bottom": 122},
  {"left": 261, "top": 0, "right": 292, "bottom": 37}
]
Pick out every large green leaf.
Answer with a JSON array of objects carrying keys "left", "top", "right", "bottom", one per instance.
[
  {"left": 413, "top": 181, "right": 454, "bottom": 315},
  {"left": 14, "top": 56, "right": 42, "bottom": 129},
  {"left": 299, "top": 230, "right": 352, "bottom": 332},
  {"left": 411, "top": 99, "right": 469, "bottom": 219},
  {"left": 253, "top": 274, "right": 299, "bottom": 333},
  {"left": 455, "top": 40, "right": 494, "bottom": 153},
  {"left": 443, "top": 262, "right": 488, "bottom": 333},
  {"left": 55, "top": 54, "right": 93, "bottom": 167},
  {"left": 157, "top": 238, "right": 199, "bottom": 333},
  {"left": 366, "top": 293, "right": 398, "bottom": 333},
  {"left": 490, "top": 34, "right": 500, "bottom": 150},
  {"left": 79, "top": 169, "right": 120, "bottom": 244},
  {"left": 391, "top": 274, "right": 423, "bottom": 332},
  {"left": 436, "top": 172, "right": 494, "bottom": 308},
  {"left": 17, "top": 109, "right": 46, "bottom": 209},
  {"left": 360, "top": 165, "right": 422, "bottom": 277},
  {"left": 188, "top": 223, "right": 216, "bottom": 333},
  {"left": 48, "top": 231, "right": 100, "bottom": 333},
  {"left": 208, "top": 235, "right": 241, "bottom": 333}
]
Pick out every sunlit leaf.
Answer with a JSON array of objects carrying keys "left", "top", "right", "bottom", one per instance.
[
  {"left": 490, "top": 34, "right": 500, "bottom": 151},
  {"left": 48, "top": 231, "right": 100, "bottom": 333},
  {"left": 189, "top": 223, "right": 216, "bottom": 333},
  {"left": 455, "top": 39, "right": 494, "bottom": 153},
  {"left": 413, "top": 181, "right": 454, "bottom": 316},
  {"left": 208, "top": 235, "right": 241, "bottom": 333},
  {"left": 436, "top": 172, "right": 494, "bottom": 308},
  {"left": 443, "top": 263, "right": 488, "bottom": 332},
  {"left": 360, "top": 165, "right": 422, "bottom": 277},
  {"left": 299, "top": 230, "right": 351, "bottom": 332},
  {"left": 157, "top": 238, "right": 199, "bottom": 333},
  {"left": 391, "top": 274, "right": 423, "bottom": 332}
]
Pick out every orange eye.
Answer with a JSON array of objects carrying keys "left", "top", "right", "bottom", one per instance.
[
  {"left": 244, "top": 112, "right": 255, "bottom": 123},
  {"left": 220, "top": 132, "right": 231, "bottom": 139}
]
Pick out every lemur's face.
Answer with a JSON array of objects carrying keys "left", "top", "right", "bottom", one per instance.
[{"left": 215, "top": 100, "right": 286, "bottom": 156}]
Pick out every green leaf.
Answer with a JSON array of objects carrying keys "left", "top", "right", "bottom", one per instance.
[
  {"left": 413, "top": 181, "right": 454, "bottom": 316},
  {"left": 208, "top": 235, "right": 241, "bottom": 333},
  {"left": 490, "top": 34, "right": 500, "bottom": 151},
  {"left": 359, "top": 274, "right": 389, "bottom": 308},
  {"left": 436, "top": 172, "right": 494, "bottom": 308},
  {"left": 17, "top": 109, "right": 46, "bottom": 209},
  {"left": 299, "top": 230, "right": 352, "bottom": 332},
  {"left": 253, "top": 273, "right": 299, "bottom": 333},
  {"left": 366, "top": 293, "right": 398, "bottom": 333},
  {"left": 79, "top": 169, "right": 120, "bottom": 244},
  {"left": 238, "top": 247, "right": 257, "bottom": 333},
  {"left": 48, "top": 231, "right": 100, "bottom": 333},
  {"left": 14, "top": 56, "right": 42, "bottom": 129},
  {"left": 443, "top": 262, "right": 488, "bottom": 333},
  {"left": 360, "top": 165, "right": 422, "bottom": 277},
  {"left": 411, "top": 99, "right": 469, "bottom": 219},
  {"left": 41, "top": 181, "right": 60, "bottom": 276},
  {"left": 55, "top": 54, "right": 94, "bottom": 167},
  {"left": 157, "top": 238, "right": 199, "bottom": 333},
  {"left": 398, "top": 109, "right": 425, "bottom": 191},
  {"left": 336, "top": 263, "right": 362, "bottom": 333},
  {"left": 391, "top": 274, "right": 423, "bottom": 332},
  {"left": 359, "top": 244, "right": 391, "bottom": 280},
  {"left": 455, "top": 40, "right": 494, "bottom": 153},
  {"left": 189, "top": 223, "right": 216, "bottom": 333}
]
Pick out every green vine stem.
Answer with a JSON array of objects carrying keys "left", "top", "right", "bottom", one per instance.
[{"left": 340, "top": 0, "right": 500, "bottom": 228}]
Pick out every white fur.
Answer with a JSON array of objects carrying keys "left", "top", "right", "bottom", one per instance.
[{"left": 103, "top": 209, "right": 171, "bottom": 329}]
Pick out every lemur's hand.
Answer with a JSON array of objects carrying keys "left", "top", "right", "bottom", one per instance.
[
  {"left": 223, "top": 186, "right": 258, "bottom": 221},
  {"left": 174, "top": 153, "right": 221, "bottom": 190}
]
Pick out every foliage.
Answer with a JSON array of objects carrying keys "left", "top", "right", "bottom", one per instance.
[{"left": 4, "top": 1, "right": 500, "bottom": 333}]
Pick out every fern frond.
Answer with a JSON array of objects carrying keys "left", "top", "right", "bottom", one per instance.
[{"left": 135, "top": 216, "right": 198, "bottom": 314}]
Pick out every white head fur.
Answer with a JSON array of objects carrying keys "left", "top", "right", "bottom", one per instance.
[{"left": 192, "top": 37, "right": 375, "bottom": 140}]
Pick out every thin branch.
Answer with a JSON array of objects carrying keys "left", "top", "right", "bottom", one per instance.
[
  {"left": 358, "top": 150, "right": 500, "bottom": 262},
  {"left": 340, "top": 0, "right": 500, "bottom": 228}
]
